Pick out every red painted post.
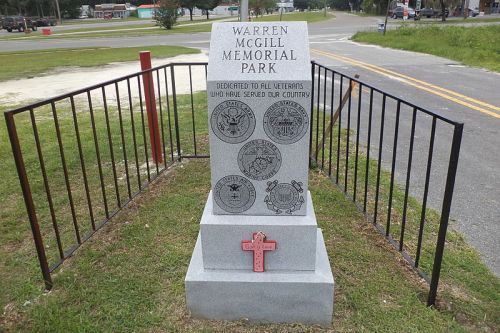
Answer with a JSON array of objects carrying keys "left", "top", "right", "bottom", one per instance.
[{"left": 140, "top": 51, "right": 162, "bottom": 164}]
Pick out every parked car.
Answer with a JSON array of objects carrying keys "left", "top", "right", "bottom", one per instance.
[
  {"left": 35, "top": 17, "right": 57, "bottom": 27},
  {"left": 454, "top": 6, "right": 479, "bottom": 17},
  {"left": 416, "top": 7, "right": 449, "bottom": 18},
  {"left": 419, "top": 7, "right": 435, "bottom": 18},
  {"left": 2, "top": 16, "right": 37, "bottom": 32},
  {"left": 388, "top": 2, "right": 404, "bottom": 17},
  {"left": 470, "top": 7, "right": 480, "bottom": 17},
  {"left": 392, "top": 6, "right": 416, "bottom": 19}
]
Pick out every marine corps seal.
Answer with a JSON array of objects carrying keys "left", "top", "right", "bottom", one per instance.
[
  {"left": 214, "top": 175, "right": 256, "bottom": 213},
  {"left": 263, "top": 100, "right": 308, "bottom": 145},
  {"left": 264, "top": 180, "right": 305, "bottom": 214},
  {"left": 237, "top": 139, "right": 282, "bottom": 181},
  {"left": 211, "top": 100, "right": 255, "bottom": 144}
]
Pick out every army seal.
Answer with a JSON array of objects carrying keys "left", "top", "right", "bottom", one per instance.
[
  {"left": 211, "top": 100, "right": 255, "bottom": 144},
  {"left": 264, "top": 180, "right": 305, "bottom": 214},
  {"left": 214, "top": 175, "right": 256, "bottom": 213},
  {"left": 263, "top": 100, "right": 309, "bottom": 145},
  {"left": 237, "top": 139, "right": 282, "bottom": 181}
]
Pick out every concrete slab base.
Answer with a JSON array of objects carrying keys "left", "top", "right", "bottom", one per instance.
[
  {"left": 185, "top": 229, "right": 334, "bottom": 326},
  {"left": 201, "top": 191, "right": 318, "bottom": 271}
]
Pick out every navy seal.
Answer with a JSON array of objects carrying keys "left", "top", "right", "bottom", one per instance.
[
  {"left": 214, "top": 175, "right": 256, "bottom": 213},
  {"left": 211, "top": 100, "right": 255, "bottom": 144},
  {"left": 264, "top": 180, "right": 305, "bottom": 214},
  {"left": 237, "top": 139, "right": 282, "bottom": 181},
  {"left": 263, "top": 100, "right": 308, "bottom": 145}
]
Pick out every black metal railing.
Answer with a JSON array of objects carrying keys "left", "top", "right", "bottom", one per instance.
[
  {"left": 5, "top": 61, "right": 462, "bottom": 307},
  {"left": 310, "top": 61, "right": 463, "bottom": 306},
  {"left": 5, "top": 62, "right": 209, "bottom": 290}
]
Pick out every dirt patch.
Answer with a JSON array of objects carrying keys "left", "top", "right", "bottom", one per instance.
[{"left": 0, "top": 52, "right": 208, "bottom": 108}]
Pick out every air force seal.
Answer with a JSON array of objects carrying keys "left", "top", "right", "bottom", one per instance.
[
  {"left": 211, "top": 100, "right": 256, "bottom": 144},
  {"left": 214, "top": 175, "right": 256, "bottom": 213},
  {"left": 238, "top": 139, "right": 282, "bottom": 181},
  {"left": 263, "top": 100, "right": 309, "bottom": 145},
  {"left": 264, "top": 180, "right": 305, "bottom": 214}
]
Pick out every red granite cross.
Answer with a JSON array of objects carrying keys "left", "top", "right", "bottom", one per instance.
[{"left": 241, "top": 232, "right": 277, "bottom": 272}]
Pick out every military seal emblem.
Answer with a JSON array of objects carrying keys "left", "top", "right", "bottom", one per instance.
[
  {"left": 214, "top": 175, "right": 256, "bottom": 213},
  {"left": 211, "top": 100, "right": 255, "bottom": 144},
  {"left": 237, "top": 139, "right": 282, "bottom": 181},
  {"left": 264, "top": 180, "right": 305, "bottom": 214},
  {"left": 263, "top": 100, "right": 309, "bottom": 145}
]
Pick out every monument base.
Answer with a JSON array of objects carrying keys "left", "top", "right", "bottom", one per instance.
[{"left": 185, "top": 229, "right": 334, "bottom": 326}]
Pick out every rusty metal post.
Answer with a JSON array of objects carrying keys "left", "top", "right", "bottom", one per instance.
[
  {"left": 140, "top": 51, "right": 163, "bottom": 164},
  {"left": 4, "top": 112, "right": 53, "bottom": 290}
]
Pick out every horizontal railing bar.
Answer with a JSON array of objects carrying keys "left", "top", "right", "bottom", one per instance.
[
  {"left": 312, "top": 61, "right": 460, "bottom": 126},
  {"left": 4, "top": 62, "right": 210, "bottom": 116},
  {"left": 180, "top": 154, "right": 210, "bottom": 159}
]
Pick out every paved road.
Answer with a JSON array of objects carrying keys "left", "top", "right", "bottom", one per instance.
[
  {"left": 308, "top": 13, "right": 500, "bottom": 276},
  {"left": 1, "top": 12, "right": 498, "bottom": 274},
  {"left": 0, "top": 14, "right": 233, "bottom": 37}
]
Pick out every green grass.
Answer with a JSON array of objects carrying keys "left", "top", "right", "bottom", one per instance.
[
  {"left": 352, "top": 25, "right": 500, "bottom": 72},
  {"left": 0, "top": 12, "right": 331, "bottom": 41},
  {"left": 0, "top": 45, "right": 200, "bottom": 82},
  {"left": 413, "top": 17, "right": 500, "bottom": 24},
  {"left": 0, "top": 18, "right": 227, "bottom": 41},
  {"left": 0, "top": 89, "right": 498, "bottom": 331},
  {"left": 252, "top": 11, "right": 334, "bottom": 23}
]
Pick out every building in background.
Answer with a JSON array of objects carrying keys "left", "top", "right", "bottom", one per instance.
[
  {"left": 79, "top": 5, "right": 94, "bottom": 17},
  {"left": 277, "top": 0, "right": 294, "bottom": 12},
  {"left": 183, "top": 2, "right": 239, "bottom": 16},
  {"left": 94, "top": 3, "right": 136, "bottom": 18},
  {"left": 137, "top": 4, "right": 160, "bottom": 18}
]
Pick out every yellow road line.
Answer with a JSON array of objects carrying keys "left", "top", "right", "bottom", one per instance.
[
  {"left": 328, "top": 51, "right": 500, "bottom": 112},
  {"left": 312, "top": 48, "right": 500, "bottom": 119}
]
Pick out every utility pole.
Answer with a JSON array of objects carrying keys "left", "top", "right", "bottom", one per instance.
[
  {"left": 54, "top": 0, "right": 62, "bottom": 24},
  {"left": 383, "top": 0, "right": 391, "bottom": 35},
  {"left": 240, "top": 0, "right": 249, "bottom": 21},
  {"left": 324, "top": 0, "right": 327, "bottom": 16}
]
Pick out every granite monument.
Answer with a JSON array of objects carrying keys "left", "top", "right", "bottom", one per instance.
[{"left": 185, "top": 21, "right": 335, "bottom": 326}]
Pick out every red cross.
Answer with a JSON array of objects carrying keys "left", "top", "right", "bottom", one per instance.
[{"left": 241, "top": 232, "right": 277, "bottom": 272}]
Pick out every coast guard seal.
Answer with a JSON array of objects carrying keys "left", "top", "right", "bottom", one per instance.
[
  {"left": 211, "top": 100, "right": 255, "bottom": 144},
  {"left": 214, "top": 175, "right": 256, "bottom": 213},
  {"left": 237, "top": 139, "right": 282, "bottom": 181},
  {"left": 263, "top": 100, "right": 308, "bottom": 145},
  {"left": 264, "top": 180, "right": 305, "bottom": 214}
]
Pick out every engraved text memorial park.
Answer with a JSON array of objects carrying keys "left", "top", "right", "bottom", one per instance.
[{"left": 184, "top": 21, "right": 335, "bottom": 326}]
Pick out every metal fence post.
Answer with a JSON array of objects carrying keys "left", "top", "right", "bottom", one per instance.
[
  {"left": 140, "top": 51, "right": 163, "bottom": 164},
  {"left": 4, "top": 112, "right": 53, "bottom": 290},
  {"left": 309, "top": 61, "right": 316, "bottom": 167},
  {"left": 170, "top": 65, "right": 182, "bottom": 161},
  {"left": 427, "top": 122, "right": 463, "bottom": 306}
]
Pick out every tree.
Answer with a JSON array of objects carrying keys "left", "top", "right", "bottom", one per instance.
[
  {"left": 439, "top": 0, "right": 446, "bottom": 21},
  {"left": 249, "top": 0, "right": 275, "bottom": 16},
  {"left": 179, "top": 0, "right": 197, "bottom": 20},
  {"left": 156, "top": 0, "right": 178, "bottom": 29},
  {"left": 293, "top": 0, "right": 309, "bottom": 10},
  {"left": 196, "top": 0, "right": 221, "bottom": 19},
  {"left": 329, "top": 0, "right": 350, "bottom": 10},
  {"left": 59, "top": 0, "right": 80, "bottom": 18}
]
